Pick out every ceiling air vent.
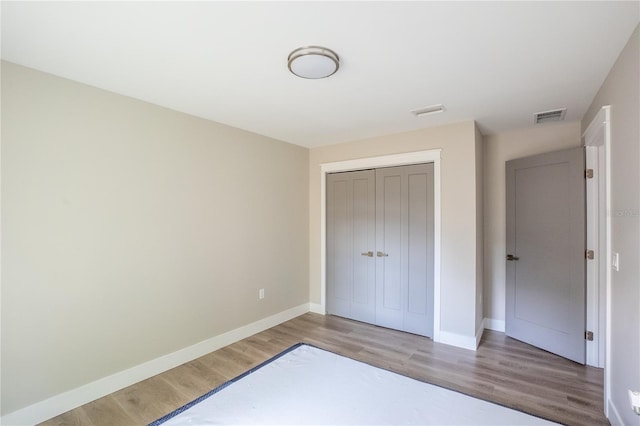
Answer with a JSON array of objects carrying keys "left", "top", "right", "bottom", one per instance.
[
  {"left": 534, "top": 108, "right": 566, "bottom": 124},
  {"left": 411, "top": 104, "right": 446, "bottom": 117}
]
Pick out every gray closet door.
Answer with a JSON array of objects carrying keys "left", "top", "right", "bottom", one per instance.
[
  {"left": 327, "top": 164, "right": 434, "bottom": 338},
  {"left": 375, "top": 164, "right": 434, "bottom": 337},
  {"left": 506, "top": 147, "right": 585, "bottom": 364},
  {"left": 327, "top": 170, "right": 376, "bottom": 324}
]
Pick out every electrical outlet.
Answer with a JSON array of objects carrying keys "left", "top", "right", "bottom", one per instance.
[{"left": 259, "top": 289, "right": 265, "bottom": 299}]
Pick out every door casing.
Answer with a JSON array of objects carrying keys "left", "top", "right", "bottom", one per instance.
[
  {"left": 319, "top": 150, "right": 442, "bottom": 341},
  {"left": 582, "top": 105, "right": 611, "bottom": 409}
]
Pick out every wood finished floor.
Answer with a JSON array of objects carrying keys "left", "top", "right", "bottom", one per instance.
[{"left": 40, "top": 313, "right": 608, "bottom": 426}]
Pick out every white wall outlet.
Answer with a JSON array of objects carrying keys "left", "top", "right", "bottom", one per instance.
[
  {"left": 259, "top": 288, "right": 265, "bottom": 299},
  {"left": 612, "top": 252, "right": 620, "bottom": 271},
  {"left": 629, "top": 390, "right": 640, "bottom": 415}
]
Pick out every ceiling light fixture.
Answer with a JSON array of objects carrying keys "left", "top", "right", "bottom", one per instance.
[
  {"left": 288, "top": 46, "right": 340, "bottom": 79},
  {"left": 411, "top": 104, "right": 446, "bottom": 117}
]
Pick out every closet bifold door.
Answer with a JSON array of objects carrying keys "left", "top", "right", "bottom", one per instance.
[
  {"left": 375, "top": 164, "right": 434, "bottom": 338},
  {"left": 326, "top": 170, "right": 376, "bottom": 324}
]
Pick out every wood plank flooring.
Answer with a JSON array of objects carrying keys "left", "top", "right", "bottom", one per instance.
[{"left": 40, "top": 313, "right": 608, "bottom": 426}]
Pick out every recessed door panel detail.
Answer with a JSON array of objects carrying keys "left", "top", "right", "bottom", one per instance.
[
  {"left": 506, "top": 147, "right": 585, "bottom": 364},
  {"left": 381, "top": 175, "right": 402, "bottom": 312},
  {"left": 353, "top": 178, "right": 372, "bottom": 305},
  {"left": 514, "top": 163, "right": 572, "bottom": 333},
  {"left": 408, "top": 173, "right": 429, "bottom": 316},
  {"left": 332, "top": 180, "right": 351, "bottom": 304}
]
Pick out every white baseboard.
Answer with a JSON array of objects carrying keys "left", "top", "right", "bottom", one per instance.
[
  {"left": 483, "top": 317, "right": 506, "bottom": 332},
  {"left": 475, "top": 322, "right": 485, "bottom": 348},
  {"left": 309, "top": 303, "right": 325, "bottom": 314},
  {"left": 607, "top": 397, "right": 624, "bottom": 426},
  {"left": 437, "top": 330, "right": 478, "bottom": 351},
  {"left": 1, "top": 304, "right": 311, "bottom": 426}
]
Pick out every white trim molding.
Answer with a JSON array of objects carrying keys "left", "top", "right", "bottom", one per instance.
[
  {"left": 439, "top": 330, "right": 478, "bottom": 352},
  {"left": 582, "top": 105, "right": 611, "bottom": 410},
  {"left": 483, "top": 318, "right": 506, "bottom": 333},
  {"left": 309, "top": 303, "right": 325, "bottom": 314},
  {"left": 607, "top": 399, "right": 624, "bottom": 426},
  {"left": 319, "top": 149, "right": 442, "bottom": 342},
  {"left": 0, "top": 304, "right": 311, "bottom": 426},
  {"left": 475, "top": 322, "right": 485, "bottom": 349}
]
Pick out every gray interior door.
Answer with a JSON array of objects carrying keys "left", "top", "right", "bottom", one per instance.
[
  {"left": 506, "top": 147, "right": 586, "bottom": 364},
  {"left": 375, "top": 164, "right": 434, "bottom": 337},
  {"left": 327, "top": 170, "right": 376, "bottom": 324},
  {"left": 327, "top": 164, "right": 434, "bottom": 338}
]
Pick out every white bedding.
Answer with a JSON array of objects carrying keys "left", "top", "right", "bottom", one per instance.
[{"left": 153, "top": 344, "right": 558, "bottom": 425}]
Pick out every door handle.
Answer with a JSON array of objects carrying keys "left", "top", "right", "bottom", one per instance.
[
  {"left": 377, "top": 251, "right": 389, "bottom": 257},
  {"left": 361, "top": 251, "right": 374, "bottom": 257},
  {"left": 506, "top": 254, "right": 520, "bottom": 261}
]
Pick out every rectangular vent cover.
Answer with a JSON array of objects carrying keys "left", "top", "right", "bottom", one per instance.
[
  {"left": 411, "top": 104, "right": 446, "bottom": 117},
  {"left": 534, "top": 108, "right": 566, "bottom": 124}
]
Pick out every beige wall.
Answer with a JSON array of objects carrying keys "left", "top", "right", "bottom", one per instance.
[
  {"left": 309, "top": 121, "right": 482, "bottom": 339},
  {"left": 482, "top": 122, "right": 582, "bottom": 324},
  {"left": 582, "top": 24, "right": 639, "bottom": 425},
  {"left": 1, "top": 62, "right": 309, "bottom": 415}
]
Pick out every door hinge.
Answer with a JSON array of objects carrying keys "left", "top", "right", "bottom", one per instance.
[
  {"left": 585, "top": 169, "right": 594, "bottom": 179},
  {"left": 586, "top": 250, "right": 595, "bottom": 260},
  {"left": 585, "top": 331, "right": 594, "bottom": 341}
]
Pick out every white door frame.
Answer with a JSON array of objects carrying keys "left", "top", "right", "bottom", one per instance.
[
  {"left": 319, "top": 149, "right": 442, "bottom": 342},
  {"left": 585, "top": 146, "right": 606, "bottom": 368},
  {"left": 582, "top": 106, "right": 611, "bottom": 406}
]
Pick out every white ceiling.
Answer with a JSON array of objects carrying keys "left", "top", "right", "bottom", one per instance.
[{"left": 2, "top": 1, "right": 639, "bottom": 148}]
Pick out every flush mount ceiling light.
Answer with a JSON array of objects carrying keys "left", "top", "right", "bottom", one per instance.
[{"left": 288, "top": 46, "right": 340, "bottom": 79}]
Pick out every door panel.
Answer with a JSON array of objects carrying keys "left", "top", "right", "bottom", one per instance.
[
  {"left": 375, "top": 164, "right": 434, "bottom": 337},
  {"left": 506, "top": 147, "right": 585, "bottom": 363},
  {"left": 327, "top": 170, "right": 376, "bottom": 323},
  {"left": 405, "top": 169, "right": 434, "bottom": 336}
]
